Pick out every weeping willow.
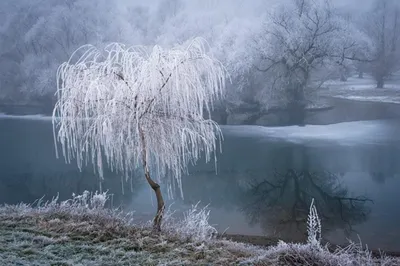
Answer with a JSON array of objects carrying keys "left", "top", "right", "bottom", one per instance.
[{"left": 52, "top": 37, "right": 226, "bottom": 230}]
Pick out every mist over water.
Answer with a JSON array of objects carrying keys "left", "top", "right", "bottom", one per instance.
[{"left": 1, "top": 116, "right": 400, "bottom": 251}]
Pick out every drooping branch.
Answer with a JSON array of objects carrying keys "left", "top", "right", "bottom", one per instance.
[{"left": 53, "top": 37, "right": 226, "bottom": 197}]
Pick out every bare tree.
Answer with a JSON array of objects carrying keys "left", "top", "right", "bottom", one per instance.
[
  {"left": 363, "top": 0, "right": 400, "bottom": 88},
  {"left": 253, "top": 0, "right": 371, "bottom": 124},
  {"left": 52, "top": 38, "right": 226, "bottom": 231}
]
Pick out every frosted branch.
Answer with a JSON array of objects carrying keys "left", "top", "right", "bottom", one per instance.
[{"left": 52, "top": 37, "right": 226, "bottom": 198}]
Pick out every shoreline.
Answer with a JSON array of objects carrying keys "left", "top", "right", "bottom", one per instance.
[
  {"left": 221, "top": 234, "right": 400, "bottom": 258},
  {"left": 1, "top": 209, "right": 399, "bottom": 265},
  {"left": 2, "top": 96, "right": 400, "bottom": 126},
  {"left": 0, "top": 189, "right": 399, "bottom": 265}
]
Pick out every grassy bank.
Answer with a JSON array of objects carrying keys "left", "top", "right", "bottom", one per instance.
[{"left": 0, "top": 192, "right": 399, "bottom": 265}]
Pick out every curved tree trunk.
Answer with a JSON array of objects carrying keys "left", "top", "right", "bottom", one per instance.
[
  {"left": 139, "top": 126, "right": 165, "bottom": 231},
  {"left": 144, "top": 165, "right": 165, "bottom": 231}
]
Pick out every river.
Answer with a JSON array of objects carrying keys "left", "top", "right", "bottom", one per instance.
[{"left": 1, "top": 114, "right": 400, "bottom": 251}]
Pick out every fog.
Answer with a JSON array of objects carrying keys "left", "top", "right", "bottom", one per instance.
[{"left": 0, "top": 0, "right": 400, "bottom": 126}]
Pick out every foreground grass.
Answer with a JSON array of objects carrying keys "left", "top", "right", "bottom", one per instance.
[
  {"left": 0, "top": 192, "right": 399, "bottom": 265},
  {"left": 0, "top": 209, "right": 252, "bottom": 265}
]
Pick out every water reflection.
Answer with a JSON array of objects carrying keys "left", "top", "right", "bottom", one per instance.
[
  {"left": 1, "top": 118, "right": 400, "bottom": 250},
  {"left": 240, "top": 170, "right": 372, "bottom": 242},
  {"left": 0, "top": 168, "right": 143, "bottom": 208}
]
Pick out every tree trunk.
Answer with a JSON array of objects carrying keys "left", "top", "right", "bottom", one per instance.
[
  {"left": 377, "top": 77, "right": 384, "bottom": 88},
  {"left": 139, "top": 126, "right": 165, "bottom": 231},
  {"left": 144, "top": 165, "right": 165, "bottom": 231},
  {"left": 288, "top": 103, "right": 306, "bottom": 126},
  {"left": 358, "top": 71, "right": 363, "bottom": 79},
  {"left": 289, "top": 83, "right": 306, "bottom": 126}
]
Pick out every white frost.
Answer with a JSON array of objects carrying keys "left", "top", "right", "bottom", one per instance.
[
  {"left": 52, "top": 37, "right": 226, "bottom": 197},
  {"left": 223, "top": 120, "right": 397, "bottom": 145},
  {"left": 0, "top": 113, "right": 51, "bottom": 120}
]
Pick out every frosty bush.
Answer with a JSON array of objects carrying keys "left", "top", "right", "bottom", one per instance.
[
  {"left": 0, "top": 190, "right": 135, "bottom": 230},
  {"left": 162, "top": 202, "right": 218, "bottom": 242},
  {"left": 244, "top": 198, "right": 398, "bottom": 266},
  {"left": 307, "top": 198, "right": 323, "bottom": 250}
]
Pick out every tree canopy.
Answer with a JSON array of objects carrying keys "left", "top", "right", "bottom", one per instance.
[{"left": 53, "top": 38, "right": 226, "bottom": 198}]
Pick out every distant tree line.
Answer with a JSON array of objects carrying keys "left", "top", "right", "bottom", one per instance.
[{"left": 0, "top": 0, "right": 399, "bottom": 119}]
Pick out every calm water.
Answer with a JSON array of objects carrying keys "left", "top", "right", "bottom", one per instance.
[{"left": 1, "top": 115, "right": 400, "bottom": 251}]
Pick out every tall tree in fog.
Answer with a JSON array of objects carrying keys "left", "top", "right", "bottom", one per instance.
[
  {"left": 0, "top": 0, "right": 266, "bottom": 111},
  {"left": 0, "top": 0, "right": 378, "bottom": 115},
  {"left": 154, "top": 0, "right": 265, "bottom": 109},
  {"left": 251, "top": 0, "right": 371, "bottom": 123},
  {"left": 363, "top": 0, "right": 400, "bottom": 88},
  {"left": 52, "top": 38, "right": 226, "bottom": 231},
  {"left": 0, "top": 0, "right": 149, "bottom": 104}
]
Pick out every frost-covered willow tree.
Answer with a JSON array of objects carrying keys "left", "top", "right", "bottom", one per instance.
[{"left": 52, "top": 38, "right": 226, "bottom": 230}]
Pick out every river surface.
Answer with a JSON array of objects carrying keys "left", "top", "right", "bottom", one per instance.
[{"left": 1, "top": 114, "right": 400, "bottom": 251}]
